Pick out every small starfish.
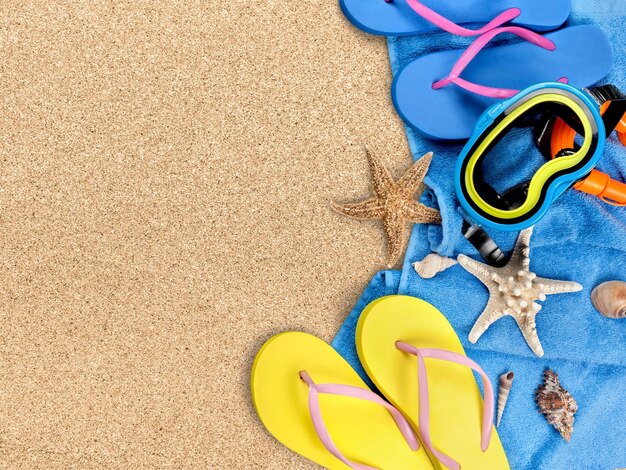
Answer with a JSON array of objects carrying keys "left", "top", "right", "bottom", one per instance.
[
  {"left": 457, "top": 227, "right": 582, "bottom": 357},
  {"left": 332, "top": 147, "right": 441, "bottom": 267}
]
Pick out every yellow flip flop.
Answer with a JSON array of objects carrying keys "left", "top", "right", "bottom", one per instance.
[
  {"left": 251, "top": 331, "right": 435, "bottom": 469},
  {"left": 356, "top": 296, "right": 509, "bottom": 470}
]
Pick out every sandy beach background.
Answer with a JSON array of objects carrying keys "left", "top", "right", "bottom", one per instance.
[{"left": 1, "top": 1, "right": 414, "bottom": 468}]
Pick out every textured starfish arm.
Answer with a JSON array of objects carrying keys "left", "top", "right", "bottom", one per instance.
[
  {"left": 513, "top": 314, "right": 544, "bottom": 357},
  {"left": 468, "top": 297, "right": 503, "bottom": 344},
  {"left": 508, "top": 227, "right": 534, "bottom": 267},
  {"left": 397, "top": 152, "right": 434, "bottom": 196},
  {"left": 331, "top": 198, "right": 386, "bottom": 220},
  {"left": 382, "top": 211, "right": 406, "bottom": 268},
  {"left": 457, "top": 254, "right": 495, "bottom": 284},
  {"left": 402, "top": 200, "right": 441, "bottom": 225},
  {"left": 535, "top": 277, "right": 583, "bottom": 295},
  {"left": 365, "top": 147, "right": 395, "bottom": 197},
  {"left": 514, "top": 227, "right": 533, "bottom": 252}
]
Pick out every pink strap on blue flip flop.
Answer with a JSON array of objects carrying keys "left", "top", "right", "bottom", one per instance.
[
  {"left": 432, "top": 26, "right": 568, "bottom": 99},
  {"left": 299, "top": 370, "right": 420, "bottom": 470},
  {"left": 404, "top": 0, "right": 519, "bottom": 37},
  {"left": 395, "top": 342, "right": 495, "bottom": 470},
  {"left": 391, "top": 24, "right": 611, "bottom": 139},
  {"left": 339, "top": 0, "right": 570, "bottom": 37}
]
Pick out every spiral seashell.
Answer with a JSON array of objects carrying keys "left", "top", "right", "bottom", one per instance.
[
  {"left": 496, "top": 371, "right": 514, "bottom": 427},
  {"left": 412, "top": 253, "right": 457, "bottom": 279},
  {"left": 536, "top": 369, "right": 577, "bottom": 441},
  {"left": 591, "top": 281, "right": 626, "bottom": 319}
]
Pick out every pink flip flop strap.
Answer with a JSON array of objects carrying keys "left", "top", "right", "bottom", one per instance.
[
  {"left": 404, "top": 0, "right": 521, "bottom": 37},
  {"left": 395, "top": 342, "right": 495, "bottom": 470},
  {"left": 299, "top": 371, "right": 420, "bottom": 470},
  {"left": 432, "top": 26, "right": 568, "bottom": 99}
]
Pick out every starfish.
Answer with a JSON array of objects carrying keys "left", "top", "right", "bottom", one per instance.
[
  {"left": 332, "top": 147, "right": 441, "bottom": 267},
  {"left": 457, "top": 227, "right": 582, "bottom": 357}
]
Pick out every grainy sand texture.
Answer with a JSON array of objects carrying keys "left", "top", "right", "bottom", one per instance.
[{"left": 1, "top": 1, "right": 413, "bottom": 468}]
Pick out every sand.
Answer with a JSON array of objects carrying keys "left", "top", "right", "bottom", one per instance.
[{"left": 0, "top": 1, "right": 413, "bottom": 468}]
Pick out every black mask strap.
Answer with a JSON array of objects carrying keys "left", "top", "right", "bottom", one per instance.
[
  {"left": 460, "top": 209, "right": 507, "bottom": 267},
  {"left": 586, "top": 85, "right": 626, "bottom": 137}
]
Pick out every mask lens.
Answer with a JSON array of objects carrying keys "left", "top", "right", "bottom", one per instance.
[{"left": 475, "top": 102, "right": 585, "bottom": 210}]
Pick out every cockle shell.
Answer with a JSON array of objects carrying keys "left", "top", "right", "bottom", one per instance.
[
  {"left": 412, "top": 253, "right": 457, "bottom": 279},
  {"left": 591, "top": 281, "right": 626, "bottom": 319},
  {"left": 496, "top": 371, "right": 514, "bottom": 427},
  {"left": 536, "top": 370, "right": 577, "bottom": 442}
]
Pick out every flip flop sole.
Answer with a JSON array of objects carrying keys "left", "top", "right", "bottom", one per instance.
[
  {"left": 340, "top": 0, "right": 570, "bottom": 36},
  {"left": 392, "top": 25, "right": 611, "bottom": 140},
  {"left": 356, "top": 296, "right": 510, "bottom": 470},
  {"left": 251, "top": 331, "right": 434, "bottom": 469}
]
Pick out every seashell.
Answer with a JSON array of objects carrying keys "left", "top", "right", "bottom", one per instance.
[
  {"left": 496, "top": 371, "right": 515, "bottom": 427},
  {"left": 412, "top": 253, "right": 457, "bottom": 279},
  {"left": 536, "top": 370, "right": 577, "bottom": 442},
  {"left": 591, "top": 280, "right": 626, "bottom": 319}
]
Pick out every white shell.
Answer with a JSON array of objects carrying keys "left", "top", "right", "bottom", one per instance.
[
  {"left": 412, "top": 254, "right": 457, "bottom": 279},
  {"left": 591, "top": 281, "right": 626, "bottom": 319}
]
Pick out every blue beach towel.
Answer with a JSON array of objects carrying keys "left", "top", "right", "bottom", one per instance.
[
  {"left": 333, "top": 2, "right": 626, "bottom": 468},
  {"left": 332, "top": 270, "right": 401, "bottom": 390}
]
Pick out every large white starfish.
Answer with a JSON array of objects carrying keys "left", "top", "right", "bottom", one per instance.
[{"left": 457, "top": 227, "right": 582, "bottom": 357}]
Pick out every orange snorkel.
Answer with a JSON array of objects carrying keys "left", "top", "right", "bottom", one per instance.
[{"left": 548, "top": 88, "right": 626, "bottom": 206}]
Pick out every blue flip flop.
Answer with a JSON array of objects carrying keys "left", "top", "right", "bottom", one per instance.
[
  {"left": 392, "top": 24, "right": 612, "bottom": 140},
  {"left": 340, "top": 0, "right": 570, "bottom": 37}
]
